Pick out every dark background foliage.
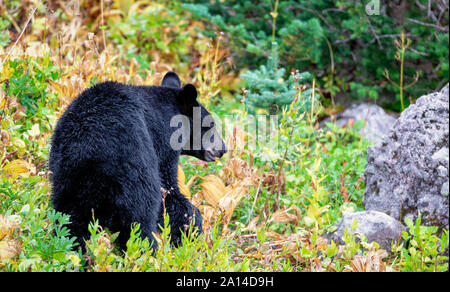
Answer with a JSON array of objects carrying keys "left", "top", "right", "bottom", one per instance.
[{"left": 183, "top": 0, "right": 449, "bottom": 111}]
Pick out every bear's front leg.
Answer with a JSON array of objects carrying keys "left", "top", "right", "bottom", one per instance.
[{"left": 159, "top": 190, "right": 203, "bottom": 246}]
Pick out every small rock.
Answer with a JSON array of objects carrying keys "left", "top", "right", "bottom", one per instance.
[
  {"left": 321, "top": 103, "right": 398, "bottom": 145},
  {"left": 327, "top": 210, "right": 405, "bottom": 251}
]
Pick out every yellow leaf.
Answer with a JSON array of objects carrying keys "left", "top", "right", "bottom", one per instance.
[
  {"left": 313, "top": 157, "right": 321, "bottom": 173},
  {"left": 177, "top": 165, "right": 202, "bottom": 199},
  {"left": 28, "top": 124, "right": 40, "bottom": 137},
  {"left": 114, "top": 0, "right": 134, "bottom": 15},
  {"left": 195, "top": 175, "right": 248, "bottom": 235},
  {"left": 2, "top": 160, "right": 30, "bottom": 179},
  {"left": 271, "top": 205, "right": 302, "bottom": 224},
  {"left": 69, "top": 255, "right": 81, "bottom": 267},
  {"left": 218, "top": 184, "right": 247, "bottom": 220},
  {"left": 0, "top": 239, "right": 21, "bottom": 260},
  {"left": 0, "top": 215, "right": 20, "bottom": 241},
  {"left": 178, "top": 165, "right": 186, "bottom": 183},
  {"left": 13, "top": 139, "right": 26, "bottom": 149},
  {"left": 0, "top": 129, "right": 10, "bottom": 146},
  {"left": 265, "top": 230, "right": 284, "bottom": 241},
  {"left": 198, "top": 175, "right": 227, "bottom": 207},
  {"left": 226, "top": 127, "right": 249, "bottom": 153},
  {"left": 303, "top": 216, "right": 316, "bottom": 227},
  {"left": 350, "top": 256, "right": 368, "bottom": 272},
  {"left": 221, "top": 157, "right": 257, "bottom": 185},
  {"left": 350, "top": 247, "right": 388, "bottom": 272},
  {"left": 177, "top": 165, "right": 191, "bottom": 198},
  {"left": 234, "top": 127, "right": 249, "bottom": 150},
  {"left": 0, "top": 88, "right": 7, "bottom": 110},
  {"left": 244, "top": 216, "right": 260, "bottom": 232},
  {"left": 306, "top": 203, "right": 321, "bottom": 219}
]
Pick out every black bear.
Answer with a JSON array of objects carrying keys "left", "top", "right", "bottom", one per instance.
[{"left": 49, "top": 72, "right": 226, "bottom": 251}]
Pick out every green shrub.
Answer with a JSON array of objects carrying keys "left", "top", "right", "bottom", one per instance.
[
  {"left": 0, "top": 179, "right": 78, "bottom": 272},
  {"left": 182, "top": 0, "right": 449, "bottom": 110},
  {"left": 240, "top": 42, "right": 313, "bottom": 114},
  {"left": 394, "top": 215, "right": 449, "bottom": 272},
  {"left": 5, "top": 55, "right": 60, "bottom": 115}
]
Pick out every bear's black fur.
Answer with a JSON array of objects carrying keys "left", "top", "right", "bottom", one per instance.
[{"left": 49, "top": 72, "right": 226, "bottom": 251}]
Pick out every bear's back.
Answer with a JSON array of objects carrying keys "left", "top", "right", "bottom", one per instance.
[{"left": 49, "top": 82, "right": 179, "bottom": 179}]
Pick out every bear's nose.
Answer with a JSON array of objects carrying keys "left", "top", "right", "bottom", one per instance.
[
  {"left": 215, "top": 143, "right": 227, "bottom": 158},
  {"left": 204, "top": 147, "right": 227, "bottom": 162},
  {"left": 215, "top": 149, "right": 226, "bottom": 158}
]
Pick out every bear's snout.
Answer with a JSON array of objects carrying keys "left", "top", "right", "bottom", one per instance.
[{"left": 204, "top": 147, "right": 227, "bottom": 162}]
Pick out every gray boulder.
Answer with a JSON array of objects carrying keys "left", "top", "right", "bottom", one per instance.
[
  {"left": 321, "top": 103, "right": 398, "bottom": 145},
  {"left": 363, "top": 84, "right": 449, "bottom": 231},
  {"left": 327, "top": 210, "right": 405, "bottom": 251}
]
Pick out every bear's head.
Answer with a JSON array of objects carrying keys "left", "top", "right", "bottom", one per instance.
[{"left": 162, "top": 72, "right": 227, "bottom": 162}]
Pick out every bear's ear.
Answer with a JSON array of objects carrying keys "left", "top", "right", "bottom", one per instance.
[
  {"left": 177, "top": 84, "right": 198, "bottom": 114},
  {"left": 161, "top": 71, "right": 181, "bottom": 88}
]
